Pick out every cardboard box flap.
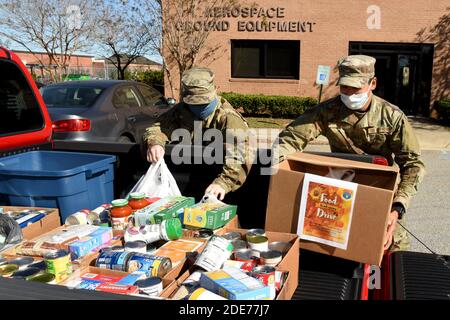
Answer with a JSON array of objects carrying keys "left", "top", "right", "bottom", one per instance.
[{"left": 286, "top": 152, "right": 399, "bottom": 174}]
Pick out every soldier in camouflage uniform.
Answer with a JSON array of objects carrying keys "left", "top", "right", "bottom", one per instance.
[
  {"left": 276, "top": 55, "right": 426, "bottom": 252},
  {"left": 144, "top": 67, "right": 253, "bottom": 200}
]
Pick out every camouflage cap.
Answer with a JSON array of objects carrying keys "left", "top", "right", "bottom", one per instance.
[
  {"left": 337, "top": 55, "right": 376, "bottom": 88},
  {"left": 181, "top": 67, "right": 217, "bottom": 105}
]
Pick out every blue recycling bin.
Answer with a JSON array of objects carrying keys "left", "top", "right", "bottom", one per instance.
[{"left": 0, "top": 151, "right": 116, "bottom": 223}]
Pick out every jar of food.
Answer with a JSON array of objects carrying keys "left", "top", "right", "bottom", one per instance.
[
  {"left": 110, "top": 199, "right": 133, "bottom": 230},
  {"left": 128, "top": 193, "right": 150, "bottom": 211}
]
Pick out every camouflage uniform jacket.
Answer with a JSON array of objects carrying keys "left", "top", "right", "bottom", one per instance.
[
  {"left": 277, "top": 94, "right": 425, "bottom": 210},
  {"left": 144, "top": 96, "right": 253, "bottom": 194}
]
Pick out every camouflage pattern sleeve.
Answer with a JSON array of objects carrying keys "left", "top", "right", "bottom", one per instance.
[
  {"left": 143, "top": 107, "right": 179, "bottom": 147},
  {"left": 388, "top": 114, "right": 426, "bottom": 211},
  {"left": 212, "top": 112, "right": 254, "bottom": 194},
  {"left": 276, "top": 107, "right": 324, "bottom": 163}
]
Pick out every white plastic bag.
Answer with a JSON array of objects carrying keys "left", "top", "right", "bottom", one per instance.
[
  {"left": 127, "top": 159, "right": 181, "bottom": 198},
  {"left": 326, "top": 167, "right": 356, "bottom": 182}
]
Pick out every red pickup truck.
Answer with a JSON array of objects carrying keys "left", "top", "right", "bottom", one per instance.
[{"left": 1, "top": 47, "right": 449, "bottom": 300}]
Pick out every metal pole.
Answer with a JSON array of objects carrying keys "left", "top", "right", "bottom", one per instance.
[{"left": 318, "top": 84, "right": 323, "bottom": 104}]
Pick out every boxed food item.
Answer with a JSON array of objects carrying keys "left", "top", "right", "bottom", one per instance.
[
  {"left": 134, "top": 196, "right": 195, "bottom": 226},
  {"left": 200, "top": 267, "right": 271, "bottom": 300},
  {"left": 265, "top": 152, "right": 399, "bottom": 266},
  {"left": 14, "top": 225, "right": 112, "bottom": 258},
  {"left": 68, "top": 227, "right": 113, "bottom": 259},
  {"left": 183, "top": 202, "right": 237, "bottom": 230},
  {"left": 1, "top": 206, "right": 61, "bottom": 240}
]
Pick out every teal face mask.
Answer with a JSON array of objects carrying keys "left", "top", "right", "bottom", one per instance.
[{"left": 187, "top": 98, "right": 218, "bottom": 120}]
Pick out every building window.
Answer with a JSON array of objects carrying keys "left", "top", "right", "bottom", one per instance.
[{"left": 231, "top": 40, "right": 300, "bottom": 79}]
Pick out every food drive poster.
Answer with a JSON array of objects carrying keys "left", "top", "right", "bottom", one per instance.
[{"left": 297, "top": 173, "right": 358, "bottom": 250}]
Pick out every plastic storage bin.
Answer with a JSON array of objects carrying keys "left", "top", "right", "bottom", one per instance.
[{"left": 0, "top": 151, "right": 116, "bottom": 222}]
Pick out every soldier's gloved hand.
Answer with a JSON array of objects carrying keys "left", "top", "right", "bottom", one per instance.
[
  {"left": 205, "top": 184, "right": 226, "bottom": 201},
  {"left": 147, "top": 144, "right": 165, "bottom": 163},
  {"left": 384, "top": 210, "right": 399, "bottom": 250}
]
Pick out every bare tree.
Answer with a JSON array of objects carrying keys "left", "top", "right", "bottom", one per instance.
[
  {"left": 145, "top": 0, "right": 236, "bottom": 99},
  {"left": 94, "top": 1, "right": 158, "bottom": 80},
  {"left": 0, "top": 0, "right": 95, "bottom": 82}
]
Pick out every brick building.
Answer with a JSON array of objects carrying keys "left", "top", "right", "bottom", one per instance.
[{"left": 164, "top": 0, "right": 450, "bottom": 116}]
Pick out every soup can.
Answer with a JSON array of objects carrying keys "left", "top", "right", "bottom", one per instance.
[
  {"left": 251, "top": 265, "right": 276, "bottom": 300},
  {"left": 96, "top": 251, "right": 131, "bottom": 271},
  {"left": 246, "top": 229, "right": 266, "bottom": 240},
  {"left": 268, "top": 242, "right": 292, "bottom": 256},
  {"left": 233, "top": 249, "right": 260, "bottom": 265},
  {"left": 125, "top": 241, "right": 147, "bottom": 254},
  {"left": 44, "top": 250, "right": 72, "bottom": 283},
  {"left": 65, "top": 209, "right": 90, "bottom": 225},
  {"left": 126, "top": 253, "right": 172, "bottom": 278},
  {"left": 247, "top": 236, "right": 269, "bottom": 252},
  {"left": 223, "top": 232, "right": 242, "bottom": 241},
  {"left": 135, "top": 277, "right": 163, "bottom": 296},
  {"left": 231, "top": 240, "right": 247, "bottom": 253},
  {"left": 260, "top": 250, "right": 283, "bottom": 267}
]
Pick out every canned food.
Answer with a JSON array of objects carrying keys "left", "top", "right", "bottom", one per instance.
[
  {"left": 224, "top": 260, "right": 255, "bottom": 273},
  {"left": 0, "top": 264, "right": 19, "bottom": 277},
  {"left": 44, "top": 250, "right": 72, "bottom": 283},
  {"left": 27, "top": 260, "right": 47, "bottom": 271},
  {"left": 246, "top": 229, "right": 266, "bottom": 240},
  {"left": 10, "top": 267, "right": 42, "bottom": 279},
  {"left": 251, "top": 265, "right": 276, "bottom": 300},
  {"left": 223, "top": 232, "right": 242, "bottom": 241},
  {"left": 96, "top": 251, "right": 131, "bottom": 271},
  {"left": 126, "top": 253, "right": 172, "bottom": 278},
  {"left": 27, "top": 272, "right": 56, "bottom": 284},
  {"left": 197, "top": 229, "right": 214, "bottom": 239},
  {"left": 8, "top": 256, "right": 35, "bottom": 270},
  {"left": 233, "top": 249, "right": 260, "bottom": 264},
  {"left": 260, "top": 250, "right": 283, "bottom": 267},
  {"left": 124, "top": 241, "right": 147, "bottom": 253},
  {"left": 194, "top": 236, "right": 233, "bottom": 272},
  {"left": 268, "top": 242, "right": 292, "bottom": 256},
  {"left": 65, "top": 209, "right": 90, "bottom": 225},
  {"left": 247, "top": 236, "right": 269, "bottom": 252},
  {"left": 0, "top": 258, "right": 8, "bottom": 266},
  {"left": 231, "top": 240, "right": 247, "bottom": 252},
  {"left": 87, "top": 204, "right": 111, "bottom": 225},
  {"left": 135, "top": 277, "right": 163, "bottom": 296}
]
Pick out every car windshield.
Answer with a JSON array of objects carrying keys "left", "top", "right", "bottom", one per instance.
[
  {"left": 41, "top": 85, "right": 104, "bottom": 108},
  {"left": 0, "top": 60, "right": 44, "bottom": 136}
]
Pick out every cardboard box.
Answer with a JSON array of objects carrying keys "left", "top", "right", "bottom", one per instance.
[
  {"left": 183, "top": 203, "right": 237, "bottom": 230},
  {"left": 1, "top": 206, "right": 61, "bottom": 240},
  {"left": 160, "top": 228, "right": 299, "bottom": 300},
  {"left": 265, "top": 152, "right": 399, "bottom": 266}
]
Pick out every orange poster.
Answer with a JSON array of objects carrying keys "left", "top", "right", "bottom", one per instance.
[{"left": 297, "top": 173, "right": 357, "bottom": 250}]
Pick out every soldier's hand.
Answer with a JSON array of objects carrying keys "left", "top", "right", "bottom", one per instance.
[
  {"left": 147, "top": 144, "right": 165, "bottom": 163},
  {"left": 384, "top": 210, "right": 399, "bottom": 250},
  {"left": 205, "top": 184, "right": 226, "bottom": 201}
]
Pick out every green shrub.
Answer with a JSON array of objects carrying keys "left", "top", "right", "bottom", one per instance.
[
  {"left": 436, "top": 99, "right": 450, "bottom": 124},
  {"left": 220, "top": 92, "right": 317, "bottom": 118},
  {"left": 126, "top": 70, "right": 164, "bottom": 94}
]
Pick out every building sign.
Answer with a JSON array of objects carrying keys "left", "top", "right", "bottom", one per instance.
[
  {"left": 175, "top": 5, "right": 316, "bottom": 33},
  {"left": 316, "top": 65, "right": 331, "bottom": 85}
]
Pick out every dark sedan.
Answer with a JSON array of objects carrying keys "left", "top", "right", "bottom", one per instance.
[{"left": 40, "top": 80, "right": 176, "bottom": 145}]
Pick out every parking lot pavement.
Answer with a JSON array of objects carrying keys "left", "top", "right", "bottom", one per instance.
[{"left": 304, "top": 145, "right": 450, "bottom": 256}]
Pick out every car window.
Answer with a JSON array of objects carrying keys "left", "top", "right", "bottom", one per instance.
[
  {"left": 113, "top": 86, "right": 142, "bottom": 109},
  {"left": 42, "top": 86, "right": 103, "bottom": 108},
  {"left": 137, "top": 84, "right": 162, "bottom": 106},
  {"left": 0, "top": 60, "right": 44, "bottom": 136}
]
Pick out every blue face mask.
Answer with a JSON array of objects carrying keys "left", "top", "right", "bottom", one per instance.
[{"left": 187, "top": 98, "right": 218, "bottom": 120}]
